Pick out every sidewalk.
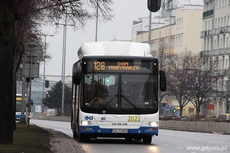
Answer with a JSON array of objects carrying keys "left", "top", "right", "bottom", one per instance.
[{"left": 48, "top": 129, "right": 85, "bottom": 153}]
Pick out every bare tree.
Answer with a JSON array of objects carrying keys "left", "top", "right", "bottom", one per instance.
[
  {"left": 153, "top": 42, "right": 171, "bottom": 113},
  {"left": 188, "top": 55, "right": 219, "bottom": 116},
  {"left": 16, "top": 0, "right": 113, "bottom": 69},
  {"left": 168, "top": 51, "right": 219, "bottom": 117},
  {"left": 167, "top": 51, "right": 196, "bottom": 116},
  {"left": 0, "top": 0, "right": 113, "bottom": 144}
]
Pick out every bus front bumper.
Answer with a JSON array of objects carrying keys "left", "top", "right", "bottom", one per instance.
[{"left": 79, "top": 126, "right": 158, "bottom": 136}]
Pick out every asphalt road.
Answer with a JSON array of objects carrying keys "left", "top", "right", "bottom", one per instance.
[{"left": 31, "top": 119, "right": 230, "bottom": 153}]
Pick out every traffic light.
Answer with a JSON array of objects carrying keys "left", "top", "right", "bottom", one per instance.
[
  {"left": 147, "top": 0, "right": 161, "bottom": 12},
  {"left": 45, "top": 91, "right": 49, "bottom": 98},
  {"left": 30, "top": 99, "right": 33, "bottom": 106},
  {"left": 45, "top": 80, "right": 49, "bottom": 88}
]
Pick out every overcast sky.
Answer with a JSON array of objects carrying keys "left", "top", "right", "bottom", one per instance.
[{"left": 41, "top": 0, "right": 203, "bottom": 78}]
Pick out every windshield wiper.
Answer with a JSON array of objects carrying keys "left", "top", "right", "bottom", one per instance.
[
  {"left": 121, "top": 95, "right": 139, "bottom": 111},
  {"left": 101, "top": 95, "right": 117, "bottom": 110},
  {"left": 101, "top": 94, "right": 140, "bottom": 112}
]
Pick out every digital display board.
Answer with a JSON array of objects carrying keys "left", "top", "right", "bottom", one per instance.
[
  {"left": 93, "top": 61, "right": 140, "bottom": 71},
  {"left": 84, "top": 58, "right": 158, "bottom": 73}
]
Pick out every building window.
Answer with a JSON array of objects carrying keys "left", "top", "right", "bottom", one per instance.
[
  {"left": 226, "top": 59, "right": 228, "bottom": 69},
  {"left": 189, "top": 108, "right": 194, "bottom": 114},
  {"left": 228, "top": 55, "right": 230, "bottom": 68},
  {"left": 227, "top": 37, "right": 229, "bottom": 48},
  {"left": 177, "top": 19, "right": 179, "bottom": 29}
]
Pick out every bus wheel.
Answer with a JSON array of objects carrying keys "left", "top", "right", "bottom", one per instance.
[
  {"left": 79, "top": 134, "right": 89, "bottom": 142},
  {"left": 125, "top": 137, "right": 132, "bottom": 142},
  {"left": 73, "top": 131, "right": 77, "bottom": 139},
  {"left": 143, "top": 135, "right": 152, "bottom": 144}
]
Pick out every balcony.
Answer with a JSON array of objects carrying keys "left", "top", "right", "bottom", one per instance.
[
  {"left": 200, "top": 31, "right": 206, "bottom": 38},
  {"left": 204, "top": 0, "right": 211, "bottom": 3},
  {"left": 214, "top": 28, "right": 221, "bottom": 34},
  {"left": 208, "top": 29, "right": 213, "bottom": 35},
  {"left": 213, "top": 70, "right": 226, "bottom": 76},
  {"left": 201, "top": 30, "right": 214, "bottom": 38},
  {"left": 220, "top": 26, "right": 230, "bottom": 33},
  {"left": 200, "top": 48, "right": 230, "bottom": 57}
]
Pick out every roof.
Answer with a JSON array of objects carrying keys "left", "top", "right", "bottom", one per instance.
[{"left": 77, "top": 41, "right": 151, "bottom": 58}]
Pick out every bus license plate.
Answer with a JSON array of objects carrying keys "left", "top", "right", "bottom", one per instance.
[{"left": 112, "top": 129, "right": 128, "bottom": 133}]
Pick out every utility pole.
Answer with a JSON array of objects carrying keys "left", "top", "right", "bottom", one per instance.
[
  {"left": 148, "top": 11, "right": 152, "bottom": 46},
  {"left": 95, "top": 0, "right": 99, "bottom": 41},
  {"left": 23, "top": 41, "right": 42, "bottom": 126},
  {"left": 55, "top": 14, "right": 74, "bottom": 116},
  {"left": 42, "top": 34, "right": 54, "bottom": 112}
]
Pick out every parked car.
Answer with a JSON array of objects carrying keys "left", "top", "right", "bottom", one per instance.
[
  {"left": 180, "top": 116, "right": 190, "bottom": 121},
  {"left": 216, "top": 113, "right": 230, "bottom": 122},
  {"left": 201, "top": 115, "right": 217, "bottom": 122},
  {"left": 46, "top": 109, "right": 57, "bottom": 116},
  {"left": 187, "top": 114, "right": 205, "bottom": 121}
]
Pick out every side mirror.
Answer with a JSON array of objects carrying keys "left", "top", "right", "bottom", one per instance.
[
  {"left": 160, "top": 70, "right": 166, "bottom": 91},
  {"left": 147, "top": 0, "right": 161, "bottom": 12},
  {"left": 72, "top": 61, "right": 82, "bottom": 85}
]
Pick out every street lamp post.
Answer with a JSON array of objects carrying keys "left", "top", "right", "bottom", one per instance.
[
  {"left": 42, "top": 35, "right": 54, "bottom": 97},
  {"left": 148, "top": 11, "right": 152, "bottom": 46},
  {"left": 95, "top": 0, "right": 99, "bottom": 41},
  {"left": 55, "top": 14, "right": 74, "bottom": 116},
  {"left": 42, "top": 34, "right": 54, "bottom": 112}
]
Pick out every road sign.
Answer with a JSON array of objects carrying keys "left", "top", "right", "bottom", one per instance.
[
  {"left": 24, "top": 41, "right": 43, "bottom": 62},
  {"left": 22, "top": 63, "right": 39, "bottom": 78},
  {"left": 35, "top": 105, "right": 42, "bottom": 113}
]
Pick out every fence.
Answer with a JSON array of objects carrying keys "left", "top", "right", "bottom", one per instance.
[{"left": 160, "top": 120, "right": 230, "bottom": 134}]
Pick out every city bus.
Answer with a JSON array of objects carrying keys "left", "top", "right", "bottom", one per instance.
[{"left": 71, "top": 41, "right": 166, "bottom": 144}]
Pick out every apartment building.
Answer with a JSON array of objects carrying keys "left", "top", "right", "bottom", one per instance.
[
  {"left": 133, "top": 4, "right": 203, "bottom": 56},
  {"left": 132, "top": 4, "right": 203, "bottom": 116},
  {"left": 201, "top": 0, "right": 230, "bottom": 114}
]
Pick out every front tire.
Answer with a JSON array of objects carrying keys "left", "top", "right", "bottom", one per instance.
[
  {"left": 143, "top": 135, "right": 152, "bottom": 144},
  {"left": 73, "top": 131, "right": 77, "bottom": 139},
  {"left": 79, "top": 133, "right": 89, "bottom": 142}
]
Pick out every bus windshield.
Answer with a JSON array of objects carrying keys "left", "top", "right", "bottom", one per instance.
[{"left": 81, "top": 73, "right": 158, "bottom": 114}]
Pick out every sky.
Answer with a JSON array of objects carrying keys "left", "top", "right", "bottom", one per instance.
[{"left": 41, "top": 0, "right": 203, "bottom": 79}]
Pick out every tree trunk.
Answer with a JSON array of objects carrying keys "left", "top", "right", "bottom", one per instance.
[
  {"left": 179, "top": 106, "right": 183, "bottom": 116},
  {"left": 0, "top": 0, "right": 17, "bottom": 144},
  {"left": 196, "top": 106, "right": 200, "bottom": 116}
]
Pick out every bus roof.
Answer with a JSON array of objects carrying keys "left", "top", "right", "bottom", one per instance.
[{"left": 77, "top": 41, "right": 151, "bottom": 58}]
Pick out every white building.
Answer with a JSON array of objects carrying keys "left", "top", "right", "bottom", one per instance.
[
  {"left": 132, "top": 17, "right": 169, "bottom": 42},
  {"left": 133, "top": 4, "right": 203, "bottom": 55},
  {"left": 201, "top": 0, "right": 230, "bottom": 114},
  {"left": 133, "top": 1, "right": 204, "bottom": 116}
]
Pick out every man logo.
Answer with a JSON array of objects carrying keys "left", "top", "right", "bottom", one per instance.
[{"left": 112, "top": 122, "right": 127, "bottom": 126}]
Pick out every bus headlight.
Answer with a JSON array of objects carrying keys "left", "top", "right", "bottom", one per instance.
[
  {"left": 149, "top": 122, "right": 158, "bottom": 127},
  {"left": 81, "top": 120, "right": 91, "bottom": 126}
]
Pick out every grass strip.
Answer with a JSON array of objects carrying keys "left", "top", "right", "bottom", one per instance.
[{"left": 0, "top": 123, "right": 52, "bottom": 153}]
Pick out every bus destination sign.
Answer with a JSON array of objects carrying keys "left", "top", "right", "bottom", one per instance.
[{"left": 93, "top": 61, "right": 140, "bottom": 71}]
